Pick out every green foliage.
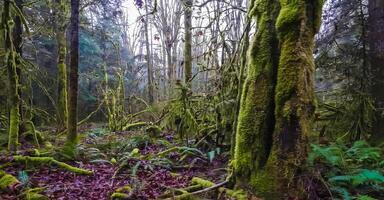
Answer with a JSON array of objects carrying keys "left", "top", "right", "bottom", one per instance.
[
  {"left": 309, "top": 141, "right": 384, "bottom": 199},
  {"left": 317, "top": 94, "right": 375, "bottom": 142}
]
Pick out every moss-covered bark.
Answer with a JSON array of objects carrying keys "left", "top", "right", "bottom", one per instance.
[
  {"left": 233, "top": 0, "right": 280, "bottom": 191},
  {"left": 65, "top": 0, "right": 80, "bottom": 157},
  {"left": 55, "top": 0, "right": 69, "bottom": 129},
  {"left": 233, "top": 0, "right": 323, "bottom": 198},
  {"left": 2, "top": 0, "right": 21, "bottom": 152},
  {"left": 13, "top": 156, "right": 93, "bottom": 175},
  {"left": 183, "top": 0, "right": 193, "bottom": 87},
  {"left": 261, "top": 0, "right": 323, "bottom": 198}
]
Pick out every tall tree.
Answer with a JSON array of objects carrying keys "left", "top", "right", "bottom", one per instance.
[
  {"left": 234, "top": 0, "right": 323, "bottom": 198},
  {"left": 183, "top": 0, "right": 192, "bottom": 87},
  {"left": 266, "top": 0, "right": 322, "bottom": 197},
  {"left": 54, "top": 0, "right": 69, "bottom": 130},
  {"left": 233, "top": 0, "right": 280, "bottom": 193},
  {"left": 144, "top": 0, "right": 155, "bottom": 103},
  {"left": 65, "top": 0, "right": 79, "bottom": 156},
  {"left": 3, "top": 0, "right": 21, "bottom": 152},
  {"left": 369, "top": 0, "right": 384, "bottom": 143}
]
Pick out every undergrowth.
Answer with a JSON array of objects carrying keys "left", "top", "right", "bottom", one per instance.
[{"left": 309, "top": 140, "right": 384, "bottom": 200}]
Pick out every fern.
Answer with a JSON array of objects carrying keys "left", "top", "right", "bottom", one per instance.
[{"left": 310, "top": 141, "right": 384, "bottom": 199}]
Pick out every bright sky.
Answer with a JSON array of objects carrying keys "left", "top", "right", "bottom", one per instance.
[{"left": 122, "top": 0, "right": 141, "bottom": 26}]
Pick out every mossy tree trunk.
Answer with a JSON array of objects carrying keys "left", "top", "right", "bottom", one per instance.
[
  {"left": 54, "top": 0, "right": 69, "bottom": 130},
  {"left": 262, "top": 0, "right": 322, "bottom": 198},
  {"left": 13, "top": 0, "right": 24, "bottom": 132},
  {"left": 231, "top": 21, "right": 250, "bottom": 157},
  {"left": 183, "top": 0, "right": 193, "bottom": 87},
  {"left": 234, "top": 0, "right": 323, "bottom": 198},
  {"left": 233, "top": 0, "right": 280, "bottom": 192},
  {"left": 65, "top": 0, "right": 79, "bottom": 157},
  {"left": 3, "top": 0, "right": 21, "bottom": 152}
]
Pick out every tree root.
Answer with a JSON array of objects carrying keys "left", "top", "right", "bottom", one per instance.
[
  {"left": 111, "top": 185, "right": 133, "bottom": 199},
  {"left": 13, "top": 156, "right": 93, "bottom": 175},
  {"left": 123, "top": 122, "right": 148, "bottom": 131},
  {"left": 159, "top": 177, "right": 247, "bottom": 200}
]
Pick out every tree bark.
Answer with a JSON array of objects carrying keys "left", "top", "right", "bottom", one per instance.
[
  {"left": 13, "top": 0, "right": 24, "bottom": 132},
  {"left": 183, "top": 0, "right": 193, "bottom": 87},
  {"left": 54, "top": 0, "right": 69, "bottom": 130},
  {"left": 233, "top": 0, "right": 280, "bottom": 193},
  {"left": 233, "top": 0, "right": 323, "bottom": 198},
  {"left": 144, "top": 0, "right": 155, "bottom": 104},
  {"left": 3, "top": 0, "right": 21, "bottom": 152},
  {"left": 65, "top": 0, "right": 79, "bottom": 156},
  {"left": 264, "top": 0, "right": 323, "bottom": 198},
  {"left": 369, "top": 0, "right": 384, "bottom": 144}
]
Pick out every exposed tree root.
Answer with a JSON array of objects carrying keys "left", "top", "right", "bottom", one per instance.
[
  {"left": 123, "top": 122, "right": 148, "bottom": 131},
  {"left": 158, "top": 177, "right": 247, "bottom": 200},
  {"left": 13, "top": 156, "right": 93, "bottom": 175}
]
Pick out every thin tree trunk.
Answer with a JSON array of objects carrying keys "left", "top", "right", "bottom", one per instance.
[
  {"left": 183, "top": 0, "right": 193, "bottom": 87},
  {"left": 13, "top": 0, "right": 24, "bottom": 132},
  {"left": 233, "top": 0, "right": 279, "bottom": 193},
  {"left": 144, "top": 0, "right": 155, "bottom": 104},
  {"left": 3, "top": 0, "right": 21, "bottom": 152},
  {"left": 65, "top": 0, "right": 79, "bottom": 156},
  {"left": 54, "top": 0, "right": 69, "bottom": 129}
]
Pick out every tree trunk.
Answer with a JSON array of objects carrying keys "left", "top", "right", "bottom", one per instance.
[
  {"left": 65, "top": 0, "right": 79, "bottom": 157},
  {"left": 369, "top": 0, "right": 384, "bottom": 144},
  {"left": 183, "top": 0, "right": 193, "bottom": 87},
  {"left": 3, "top": 0, "right": 21, "bottom": 152},
  {"left": 233, "top": 0, "right": 280, "bottom": 193},
  {"left": 144, "top": 0, "right": 155, "bottom": 104},
  {"left": 54, "top": 0, "right": 69, "bottom": 130},
  {"left": 13, "top": 0, "right": 24, "bottom": 132},
  {"left": 231, "top": 21, "right": 250, "bottom": 157},
  {"left": 263, "top": 0, "right": 322, "bottom": 198},
  {"left": 233, "top": 0, "right": 323, "bottom": 198}
]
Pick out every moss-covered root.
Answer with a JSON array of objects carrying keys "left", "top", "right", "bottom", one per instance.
[
  {"left": 161, "top": 177, "right": 244, "bottom": 200},
  {"left": 123, "top": 122, "right": 148, "bottom": 131},
  {"left": 24, "top": 188, "right": 50, "bottom": 200},
  {"left": 13, "top": 156, "right": 93, "bottom": 175},
  {"left": 111, "top": 192, "right": 130, "bottom": 199},
  {"left": 0, "top": 170, "right": 20, "bottom": 191},
  {"left": 111, "top": 185, "right": 132, "bottom": 199}
]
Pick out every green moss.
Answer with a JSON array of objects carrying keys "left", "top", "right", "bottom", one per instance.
[
  {"left": 0, "top": 171, "right": 19, "bottom": 190},
  {"left": 25, "top": 192, "right": 49, "bottom": 200},
  {"left": 275, "top": 0, "right": 304, "bottom": 36},
  {"left": 233, "top": 0, "right": 279, "bottom": 191},
  {"left": 57, "top": 62, "right": 68, "bottom": 128},
  {"left": 13, "top": 156, "right": 93, "bottom": 175},
  {"left": 145, "top": 125, "right": 161, "bottom": 138},
  {"left": 191, "top": 177, "right": 215, "bottom": 188},
  {"left": 267, "top": 0, "right": 323, "bottom": 198},
  {"left": 3, "top": 0, "right": 21, "bottom": 152},
  {"left": 111, "top": 192, "right": 130, "bottom": 199},
  {"left": 218, "top": 188, "right": 247, "bottom": 200},
  {"left": 123, "top": 122, "right": 148, "bottom": 131},
  {"left": 115, "top": 185, "right": 132, "bottom": 193}
]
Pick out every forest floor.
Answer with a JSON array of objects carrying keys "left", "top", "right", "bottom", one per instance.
[{"left": 0, "top": 125, "right": 230, "bottom": 200}]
